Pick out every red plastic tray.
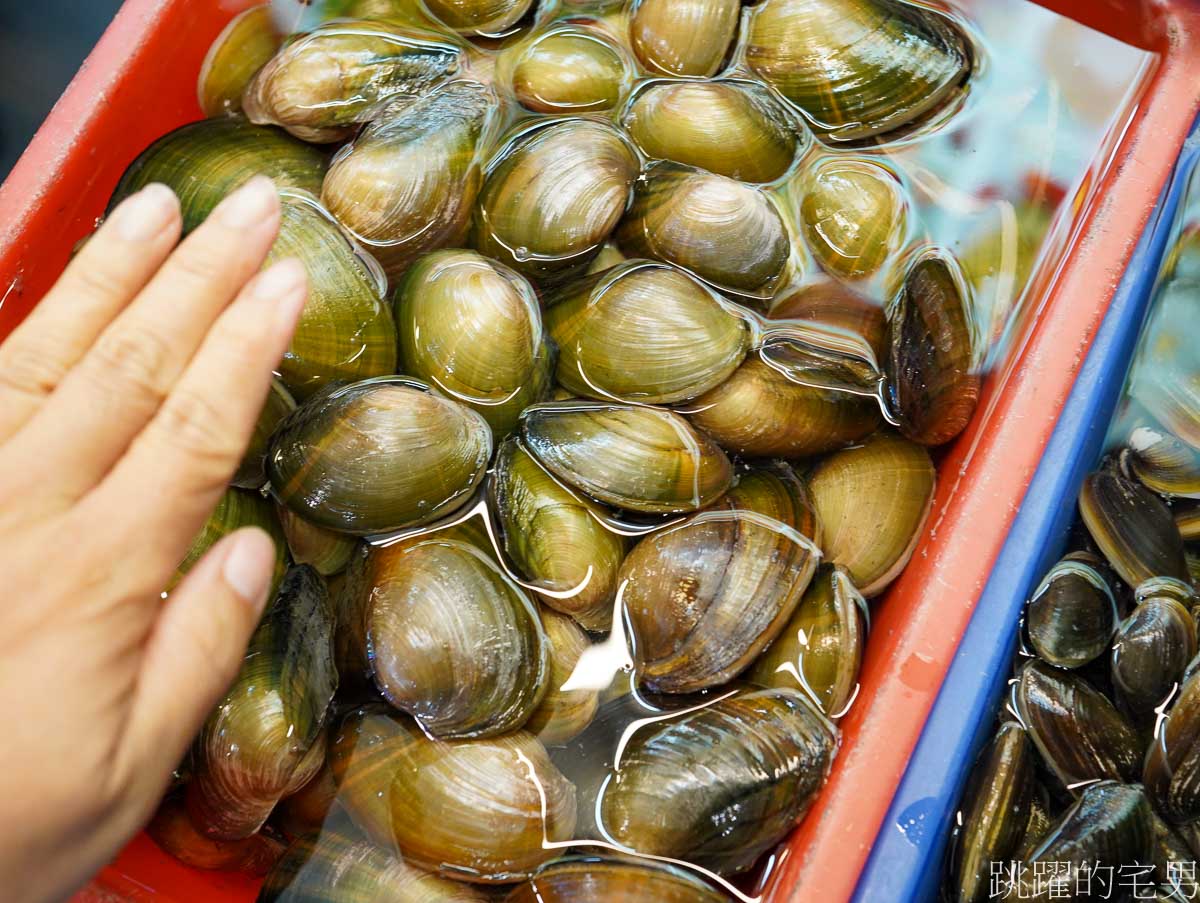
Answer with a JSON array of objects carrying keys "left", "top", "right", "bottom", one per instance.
[{"left": 2, "top": 1, "right": 1198, "bottom": 901}]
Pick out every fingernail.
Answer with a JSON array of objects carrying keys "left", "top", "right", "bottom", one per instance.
[
  {"left": 254, "top": 258, "right": 309, "bottom": 332},
  {"left": 222, "top": 528, "right": 276, "bottom": 612},
  {"left": 112, "top": 183, "right": 178, "bottom": 242},
  {"left": 214, "top": 175, "right": 278, "bottom": 229}
]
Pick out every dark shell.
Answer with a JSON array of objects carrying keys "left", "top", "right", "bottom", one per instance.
[
  {"left": 1025, "top": 553, "right": 1117, "bottom": 670},
  {"left": 1144, "top": 667, "right": 1200, "bottom": 823},
  {"left": 1111, "top": 593, "right": 1196, "bottom": 715}
]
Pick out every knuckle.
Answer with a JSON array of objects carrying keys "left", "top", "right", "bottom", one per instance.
[
  {"left": 151, "top": 387, "right": 240, "bottom": 475},
  {"left": 168, "top": 239, "right": 236, "bottom": 288},
  {"left": 69, "top": 258, "right": 133, "bottom": 302},
  {"left": 0, "top": 342, "right": 67, "bottom": 399},
  {"left": 90, "top": 324, "right": 173, "bottom": 404}
]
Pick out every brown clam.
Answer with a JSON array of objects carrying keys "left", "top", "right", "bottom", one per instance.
[
  {"left": 1111, "top": 588, "right": 1197, "bottom": 715},
  {"left": 544, "top": 260, "right": 749, "bottom": 404},
  {"left": 331, "top": 706, "right": 577, "bottom": 882},
  {"left": 807, "top": 432, "right": 936, "bottom": 596},
  {"left": 148, "top": 795, "right": 284, "bottom": 876},
  {"left": 744, "top": 0, "right": 973, "bottom": 144},
  {"left": 510, "top": 24, "right": 631, "bottom": 114},
  {"left": 629, "top": 0, "right": 739, "bottom": 77},
  {"left": 1125, "top": 424, "right": 1200, "bottom": 499},
  {"left": 507, "top": 855, "right": 729, "bottom": 903},
  {"left": 621, "top": 506, "right": 819, "bottom": 693},
  {"left": 1025, "top": 552, "right": 1117, "bottom": 670},
  {"left": 489, "top": 438, "right": 627, "bottom": 631},
  {"left": 277, "top": 505, "right": 357, "bottom": 577},
  {"left": 799, "top": 157, "right": 908, "bottom": 279},
  {"left": 474, "top": 119, "right": 639, "bottom": 282},
  {"left": 616, "top": 162, "right": 790, "bottom": 299},
  {"left": 1145, "top": 666, "right": 1200, "bottom": 823},
  {"left": 622, "top": 78, "right": 804, "bottom": 184},
  {"left": 885, "top": 250, "right": 980, "bottom": 447},
  {"left": 1079, "top": 464, "right": 1190, "bottom": 588},
  {"left": 520, "top": 401, "right": 734, "bottom": 513},
  {"left": 524, "top": 609, "right": 601, "bottom": 745},
  {"left": 339, "top": 534, "right": 547, "bottom": 738},
  {"left": 747, "top": 564, "right": 866, "bottom": 716},
  {"left": 242, "top": 21, "right": 462, "bottom": 143},
  {"left": 720, "top": 460, "right": 822, "bottom": 540},
  {"left": 395, "top": 249, "right": 554, "bottom": 434},
  {"left": 321, "top": 81, "right": 496, "bottom": 281},
  {"left": 769, "top": 279, "right": 888, "bottom": 363},
  {"left": 197, "top": 6, "right": 283, "bottom": 117}
]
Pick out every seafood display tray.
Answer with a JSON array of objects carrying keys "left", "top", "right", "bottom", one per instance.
[{"left": 0, "top": 1, "right": 1199, "bottom": 902}]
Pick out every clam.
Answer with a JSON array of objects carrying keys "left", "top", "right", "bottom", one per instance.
[
  {"left": 395, "top": 249, "right": 554, "bottom": 433},
  {"left": 109, "top": 118, "right": 327, "bottom": 234},
  {"left": 720, "top": 460, "right": 821, "bottom": 540},
  {"left": 275, "top": 759, "right": 339, "bottom": 839},
  {"left": 769, "top": 279, "right": 888, "bottom": 363},
  {"left": 622, "top": 506, "right": 819, "bottom": 693},
  {"left": 622, "top": 78, "right": 803, "bottom": 184},
  {"left": 1111, "top": 589, "right": 1196, "bottom": 716},
  {"left": 747, "top": 564, "right": 865, "bottom": 716},
  {"left": 799, "top": 157, "right": 908, "bottom": 279},
  {"left": 1079, "top": 465, "right": 1190, "bottom": 588},
  {"left": 521, "top": 401, "right": 733, "bottom": 513},
  {"left": 509, "top": 24, "right": 631, "bottom": 114},
  {"left": 744, "top": 0, "right": 973, "bottom": 144},
  {"left": 186, "top": 567, "right": 338, "bottom": 840},
  {"left": 338, "top": 534, "right": 547, "bottom": 738},
  {"left": 259, "top": 821, "right": 488, "bottom": 902},
  {"left": 1014, "top": 659, "right": 1141, "bottom": 789},
  {"left": 597, "top": 686, "right": 837, "bottom": 875},
  {"left": 1025, "top": 553, "right": 1118, "bottom": 670},
  {"left": 473, "top": 119, "right": 640, "bottom": 282},
  {"left": 268, "top": 377, "right": 492, "bottom": 536},
  {"left": 421, "top": 0, "right": 534, "bottom": 37},
  {"left": 198, "top": 6, "right": 283, "bottom": 117},
  {"left": 1144, "top": 667, "right": 1200, "bottom": 823},
  {"left": 243, "top": 21, "right": 462, "bottom": 143},
  {"left": 1022, "top": 783, "right": 1153, "bottom": 897},
  {"left": 268, "top": 192, "right": 398, "bottom": 399},
  {"left": 629, "top": 0, "right": 739, "bottom": 77},
  {"left": 544, "top": 260, "right": 749, "bottom": 403},
  {"left": 320, "top": 81, "right": 495, "bottom": 282},
  {"left": 616, "top": 162, "right": 790, "bottom": 299},
  {"left": 587, "top": 242, "right": 626, "bottom": 275},
  {"left": 684, "top": 355, "right": 881, "bottom": 459},
  {"left": 234, "top": 379, "right": 296, "bottom": 490},
  {"left": 885, "top": 250, "right": 980, "bottom": 447},
  {"left": 331, "top": 705, "right": 577, "bottom": 882},
  {"left": 147, "top": 794, "right": 284, "bottom": 875},
  {"left": 277, "top": 506, "right": 357, "bottom": 577},
  {"left": 807, "top": 432, "right": 936, "bottom": 596},
  {"left": 1125, "top": 424, "right": 1200, "bottom": 498},
  {"left": 525, "top": 609, "right": 601, "bottom": 745},
  {"left": 172, "top": 487, "right": 287, "bottom": 593},
  {"left": 490, "top": 438, "right": 627, "bottom": 631},
  {"left": 507, "top": 855, "right": 729, "bottom": 902},
  {"left": 947, "top": 722, "right": 1036, "bottom": 903}
]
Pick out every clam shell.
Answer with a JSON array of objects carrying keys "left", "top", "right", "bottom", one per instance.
[
  {"left": 321, "top": 81, "right": 497, "bottom": 281},
  {"left": 622, "top": 507, "right": 820, "bottom": 693},
  {"left": 1125, "top": 423, "right": 1200, "bottom": 498},
  {"left": 524, "top": 609, "right": 601, "bottom": 745},
  {"left": 147, "top": 794, "right": 284, "bottom": 876},
  {"left": 744, "top": 0, "right": 973, "bottom": 144},
  {"left": 616, "top": 162, "right": 790, "bottom": 299},
  {"left": 597, "top": 686, "right": 837, "bottom": 875},
  {"left": 268, "top": 377, "right": 493, "bottom": 536},
  {"left": 629, "top": 0, "right": 739, "bottom": 77},
  {"left": 507, "top": 855, "right": 728, "bottom": 902},
  {"left": 1144, "top": 666, "right": 1200, "bottom": 822},
  {"left": 807, "top": 432, "right": 935, "bottom": 596},
  {"left": 396, "top": 249, "right": 554, "bottom": 434},
  {"left": 545, "top": 260, "right": 749, "bottom": 404},
  {"left": 510, "top": 24, "right": 631, "bottom": 113},
  {"left": 769, "top": 279, "right": 888, "bottom": 362},
  {"left": 234, "top": 379, "right": 296, "bottom": 490},
  {"left": 243, "top": 21, "right": 462, "bottom": 143},
  {"left": 1025, "top": 553, "right": 1117, "bottom": 670},
  {"left": 340, "top": 535, "right": 547, "bottom": 738},
  {"left": 490, "top": 438, "right": 627, "bottom": 631},
  {"left": 747, "top": 563, "right": 865, "bottom": 716},
  {"left": 172, "top": 487, "right": 287, "bottom": 593},
  {"left": 1079, "top": 465, "right": 1190, "bottom": 588},
  {"left": 423, "top": 0, "right": 534, "bottom": 36},
  {"left": 1014, "top": 659, "right": 1141, "bottom": 789},
  {"left": 1112, "top": 593, "right": 1196, "bottom": 716},
  {"left": 277, "top": 505, "right": 357, "bottom": 577},
  {"left": 521, "top": 400, "right": 733, "bottom": 513},
  {"left": 331, "top": 706, "right": 577, "bottom": 882},
  {"left": 799, "top": 157, "right": 908, "bottom": 279},
  {"left": 186, "top": 567, "right": 338, "bottom": 840},
  {"left": 474, "top": 119, "right": 639, "bottom": 282},
  {"left": 885, "top": 250, "right": 980, "bottom": 447},
  {"left": 622, "top": 78, "right": 804, "bottom": 184},
  {"left": 197, "top": 6, "right": 283, "bottom": 117}
]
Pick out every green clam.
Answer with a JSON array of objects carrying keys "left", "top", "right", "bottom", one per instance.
[
  {"left": 276, "top": 505, "right": 357, "bottom": 577},
  {"left": 171, "top": 487, "right": 287, "bottom": 593},
  {"left": 268, "top": 377, "right": 492, "bottom": 536},
  {"left": 509, "top": 24, "right": 631, "bottom": 114},
  {"left": 197, "top": 6, "right": 284, "bottom": 117},
  {"left": 629, "top": 0, "right": 740, "bottom": 77}
]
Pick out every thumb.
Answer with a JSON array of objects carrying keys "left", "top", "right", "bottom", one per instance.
[{"left": 121, "top": 527, "right": 277, "bottom": 790}]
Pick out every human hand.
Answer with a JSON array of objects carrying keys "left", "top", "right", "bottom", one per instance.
[{"left": 0, "top": 176, "right": 306, "bottom": 903}]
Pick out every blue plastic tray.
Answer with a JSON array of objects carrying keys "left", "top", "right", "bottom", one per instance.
[{"left": 852, "top": 118, "right": 1200, "bottom": 903}]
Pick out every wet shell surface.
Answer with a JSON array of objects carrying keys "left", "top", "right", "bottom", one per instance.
[{"left": 629, "top": 0, "right": 740, "bottom": 77}]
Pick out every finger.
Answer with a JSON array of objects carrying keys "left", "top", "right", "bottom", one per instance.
[
  {"left": 117, "top": 528, "right": 276, "bottom": 784},
  {"left": 3, "top": 176, "right": 282, "bottom": 510},
  {"left": 82, "top": 258, "right": 306, "bottom": 580},
  {"left": 0, "top": 184, "right": 181, "bottom": 443}
]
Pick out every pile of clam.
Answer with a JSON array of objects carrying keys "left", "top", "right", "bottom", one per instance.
[
  {"left": 121, "top": 0, "right": 985, "bottom": 897},
  {"left": 945, "top": 220, "right": 1200, "bottom": 902}
]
